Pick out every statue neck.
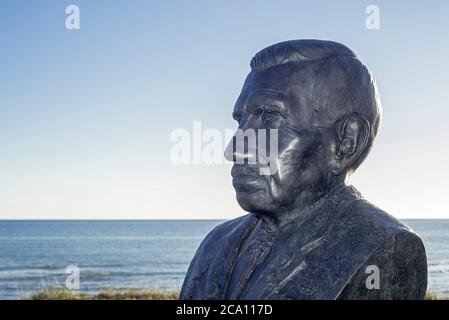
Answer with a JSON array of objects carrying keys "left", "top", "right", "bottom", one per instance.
[{"left": 259, "top": 182, "right": 349, "bottom": 230}]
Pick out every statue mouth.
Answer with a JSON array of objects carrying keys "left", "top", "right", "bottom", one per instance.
[
  {"left": 232, "top": 179, "right": 265, "bottom": 194},
  {"left": 231, "top": 165, "right": 266, "bottom": 193},
  {"left": 231, "top": 165, "right": 260, "bottom": 178}
]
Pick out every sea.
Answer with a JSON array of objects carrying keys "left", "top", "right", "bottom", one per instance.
[{"left": 0, "top": 220, "right": 447, "bottom": 299}]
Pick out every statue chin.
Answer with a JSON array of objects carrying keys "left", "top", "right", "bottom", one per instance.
[{"left": 235, "top": 190, "right": 270, "bottom": 212}]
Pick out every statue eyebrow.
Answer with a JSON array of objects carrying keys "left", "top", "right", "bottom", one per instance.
[
  {"left": 246, "top": 90, "right": 290, "bottom": 116},
  {"left": 232, "top": 111, "right": 242, "bottom": 121},
  {"left": 249, "top": 89, "right": 289, "bottom": 101}
]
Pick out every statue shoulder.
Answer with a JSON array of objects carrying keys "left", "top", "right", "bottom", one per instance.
[
  {"left": 179, "top": 214, "right": 256, "bottom": 299},
  {"left": 338, "top": 228, "right": 427, "bottom": 299},
  {"left": 336, "top": 196, "right": 427, "bottom": 299},
  {"left": 343, "top": 196, "right": 414, "bottom": 236},
  {"left": 187, "top": 213, "right": 256, "bottom": 265},
  {"left": 200, "top": 214, "right": 255, "bottom": 249}
]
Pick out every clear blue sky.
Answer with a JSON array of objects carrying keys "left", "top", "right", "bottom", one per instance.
[{"left": 1, "top": 1, "right": 448, "bottom": 219}]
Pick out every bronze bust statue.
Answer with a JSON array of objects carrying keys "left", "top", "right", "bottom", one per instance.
[{"left": 180, "top": 39, "right": 427, "bottom": 300}]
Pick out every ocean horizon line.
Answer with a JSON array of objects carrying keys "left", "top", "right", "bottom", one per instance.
[{"left": 0, "top": 218, "right": 448, "bottom": 221}]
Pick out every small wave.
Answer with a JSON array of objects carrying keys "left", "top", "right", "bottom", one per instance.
[
  {"left": 0, "top": 236, "right": 205, "bottom": 241},
  {"left": 428, "top": 264, "right": 449, "bottom": 273}
]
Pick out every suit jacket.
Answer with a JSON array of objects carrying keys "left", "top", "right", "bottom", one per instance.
[{"left": 180, "top": 185, "right": 427, "bottom": 300}]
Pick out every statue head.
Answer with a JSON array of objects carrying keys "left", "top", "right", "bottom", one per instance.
[{"left": 224, "top": 39, "right": 381, "bottom": 221}]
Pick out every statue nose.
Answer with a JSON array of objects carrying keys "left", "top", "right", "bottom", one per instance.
[{"left": 224, "top": 134, "right": 257, "bottom": 163}]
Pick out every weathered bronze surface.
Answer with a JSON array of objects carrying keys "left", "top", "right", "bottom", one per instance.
[{"left": 180, "top": 40, "right": 427, "bottom": 300}]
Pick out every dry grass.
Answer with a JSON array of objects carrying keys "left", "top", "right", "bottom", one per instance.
[
  {"left": 28, "top": 287, "right": 443, "bottom": 300},
  {"left": 425, "top": 291, "right": 444, "bottom": 300},
  {"left": 95, "top": 288, "right": 179, "bottom": 300},
  {"left": 28, "top": 287, "right": 179, "bottom": 300},
  {"left": 29, "top": 287, "right": 90, "bottom": 300}
]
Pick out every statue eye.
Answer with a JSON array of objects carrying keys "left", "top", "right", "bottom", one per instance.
[{"left": 261, "top": 109, "right": 282, "bottom": 126}]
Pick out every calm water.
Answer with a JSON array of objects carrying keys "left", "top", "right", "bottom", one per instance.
[{"left": 0, "top": 220, "right": 447, "bottom": 299}]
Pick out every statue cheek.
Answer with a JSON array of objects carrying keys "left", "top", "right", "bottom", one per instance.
[{"left": 277, "top": 136, "right": 308, "bottom": 166}]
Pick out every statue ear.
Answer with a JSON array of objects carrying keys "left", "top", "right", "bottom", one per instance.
[{"left": 331, "top": 115, "right": 370, "bottom": 176}]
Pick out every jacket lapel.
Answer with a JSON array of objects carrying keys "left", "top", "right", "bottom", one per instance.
[
  {"left": 242, "top": 185, "right": 359, "bottom": 299},
  {"left": 204, "top": 214, "right": 258, "bottom": 299}
]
